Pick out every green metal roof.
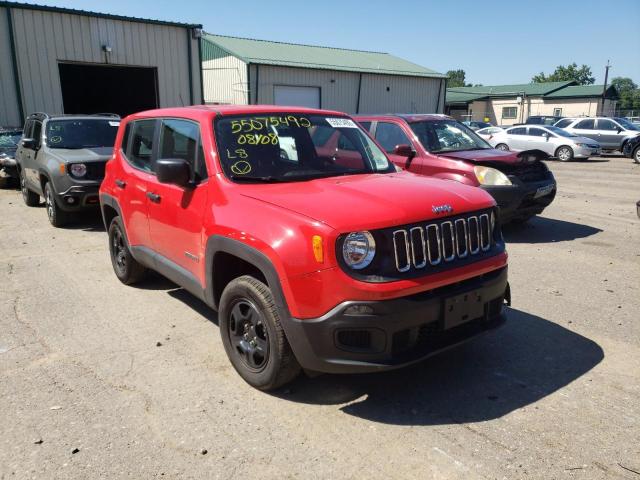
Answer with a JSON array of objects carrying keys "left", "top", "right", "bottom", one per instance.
[
  {"left": 448, "top": 81, "right": 574, "bottom": 97},
  {"left": 202, "top": 33, "right": 446, "bottom": 78},
  {"left": 445, "top": 91, "right": 490, "bottom": 104},
  {"left": 545, "top": 84, "right": 618, "bottom": 99},
  {"left": 0, "top": 1, "right": 202, "bottom": 28}
]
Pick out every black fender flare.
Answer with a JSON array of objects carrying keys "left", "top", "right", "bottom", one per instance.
[{"left": 99, "top": 193, "right": 123, "bottom": 230}]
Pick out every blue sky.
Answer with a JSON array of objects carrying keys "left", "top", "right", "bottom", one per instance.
[{"left": 17, "top": 0, "right": 640, "bottom": 85}]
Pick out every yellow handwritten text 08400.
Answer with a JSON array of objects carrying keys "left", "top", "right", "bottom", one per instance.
[
  {"left": 230, "top": 116, "right": 311, "bottom": 134},
  {"left": 237, "top": 133, "right": 279, "bottom": 145}
]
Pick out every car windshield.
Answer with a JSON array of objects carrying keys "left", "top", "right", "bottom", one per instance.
[
  {"left": 545, "top": 126, "right": 577, "bottom": 138},
  {"left": 409, "top": 120, "right": 491, "bottom": 153},
  {"left": 214, "top": 114, "right": 393, "bottom": 182},
  {"left": 45, "top": 119, "right": 119, "bottom": 149},
  {"left": 615, "top": 118, "right": 640, "bottom": 131},
  {"left": 0, "top": 131, "right": 22, "bottom": 148}
]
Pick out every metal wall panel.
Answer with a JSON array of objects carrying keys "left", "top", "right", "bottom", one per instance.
[
  {"left": 0, "top": 7, "right": 22, "bottom": 126},
  {"left": 358, "top": 74, "right": 443, "bottom": 114},
  {"left": 1, "top": 6, "right": 201, "bottom": 125},
  {"left": 202, "top": 41, "right": 248, "bottom": 105}
]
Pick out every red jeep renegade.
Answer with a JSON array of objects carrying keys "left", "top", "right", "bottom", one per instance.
[
  {"left": 99, "top": 106, "right": 509, "bottom": 390},
  {"left": 354, "top": 114, "right": 557, "bottom": 223}
]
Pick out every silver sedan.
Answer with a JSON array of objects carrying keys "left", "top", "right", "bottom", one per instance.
[{"left": 485, "top": 125, "right": 601, "bottom": 161}]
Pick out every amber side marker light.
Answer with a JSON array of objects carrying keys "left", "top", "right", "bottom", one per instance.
[
  {"left": 59, "top": 164, "right": 65, "bottom": 174},
  {"left": 312, "top": 235, "right": 324, "bottom": 263}
]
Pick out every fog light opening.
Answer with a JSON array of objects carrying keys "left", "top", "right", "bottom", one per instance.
[
  {"left": 344, "top": 304, "right": 374, "bottom": 316},
  {"left": 65, "top": 196, "right": 77, "bottom": 205}
]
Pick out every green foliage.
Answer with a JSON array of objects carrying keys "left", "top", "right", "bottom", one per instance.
[
  {"left": 532, "top": 63, "right": 595, "bottom": 85},
  {"left": 611, "top": 77, "right": 640, "bottom": 110},
  {"left": 447, "top": 69, "right": 470, "bottom": 88}
]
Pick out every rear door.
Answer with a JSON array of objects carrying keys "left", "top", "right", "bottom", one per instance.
[
  {"left": 146, "top": 118, "right": 209, "bottom": 279},
  {"left": 505, "top": 127, "right": 528, "bottom": 150},
  {"left": 117, "top": 119, "right": 156, "bottom": 247},
  {"left": 570, "top": 118, "right": 597, "bottom": 143}
]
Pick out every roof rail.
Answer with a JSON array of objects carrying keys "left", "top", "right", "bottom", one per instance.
[
  {"left": 28, "top": 112, "right": 50, "bottom": 119},
  {"left": 90, "top": 113, "right": 120, "bottom": 118}
]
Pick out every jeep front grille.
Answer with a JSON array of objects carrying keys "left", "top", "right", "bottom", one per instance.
[{"left": 392, "top": 213, "right": 493, "bottom": 273}]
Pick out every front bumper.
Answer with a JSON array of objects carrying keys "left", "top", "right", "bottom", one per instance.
[
  {"left": 55, "top": 184, "right": 101, "bottom": 211},
  {"left": 482, "top": 178, "right": 556, "bottom": 222},
  {"left": 283, "top": 267, "right": 508, "bottom": 374},
  {"left": 574, "top": 146, "right": 601, "bottom": 158}
]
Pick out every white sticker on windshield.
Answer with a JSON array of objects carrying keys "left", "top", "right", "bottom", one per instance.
[
  {"left": 109, "top": 121, "right": 120, "bottom": 127},
  {"left": 326, "top": 118, "right": 358, "bottom": 129}
]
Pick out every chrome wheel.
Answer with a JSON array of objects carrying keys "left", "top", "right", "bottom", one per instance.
[
  {"left": 20, "top": 175, "right": 28, "bottom": 201},
  {"left": 45, "top": 184, "right": 54, "bottom": 221},
  {"left": 496, "top": 143, "right": 509, "bottom": 151},
  {"left": 557, "top": 147, "right": 573, "bottom": 162},
  {"left": 228, "top": 299, "right": 269, "bottom": 371}
]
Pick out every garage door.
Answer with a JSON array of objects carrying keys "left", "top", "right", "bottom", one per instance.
[
  {"left": 274, "top": 86, "right": 320, "bottom": 108},
  {"left": 59, "top": 63, "right": 158, "bottom": 117}
]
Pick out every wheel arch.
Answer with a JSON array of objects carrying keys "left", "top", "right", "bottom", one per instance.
[{"left": 99, "top": 193, "right": 122, "bottom": 231}]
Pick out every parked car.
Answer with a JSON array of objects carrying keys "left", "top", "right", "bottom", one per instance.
[
  {"left": 0, "top": 127, "right": 23, "bottom": 188},
  {"left": 525, "top": 115, "right": 564, "bottom": 126},
  {"left": 475, "top": 126, "right": 505, "bottom": 142},
  {"left": 561, "top": 117, "right": 640, "bottom": 152},
  {"left": 487, "top": 125, "right": 601, "bottom": 161},
  {"left": 355, "top": 114, "right": 556, "bottom": 223},
  {"left": 16, "top": 113, "right": 119, "bottom": 226},
  {"left": 622, "top": 135, "right": 640, "bottom": 163},
  {"left": 100, "top": 106, "right": 510, "bottom": 390},
  {"left": 462, "top": 121, "right": 492, "bottom": 131}
]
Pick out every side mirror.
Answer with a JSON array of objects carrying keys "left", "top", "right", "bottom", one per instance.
[
  {"left": 617, "top": 127, "right": 623, "bottom": 133},
  {"left": 393, "top": 144, "right": 416, "bottom": 158},
  {"left": 21, "top": 138, "right": 36, "bottom": 149},
  {"left": 156, "top": 158, "right": 192, "bottom": 188},
  {"left": 543, "top": 133, "right": 550, "bottom": 140}
]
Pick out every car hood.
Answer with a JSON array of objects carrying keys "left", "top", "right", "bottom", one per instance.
[
  {"left": 239, "top": 172, "right": 495, "bottom": 231},
  {"left": 437, "top": 148, "right": 521, "bottom": 164},
  {"left": 48, "top": 146, "right": 113, "bottom": 163}
]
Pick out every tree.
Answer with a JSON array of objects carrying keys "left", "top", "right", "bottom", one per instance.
[
  {"left": 611, "top": 77, "right": 640, "bottom": 110},
  {"left": 532, "top": 63, "right": 595, "bottom": 85},
  {"left": 447, "top": 69, "right": 470, "bottom": 88}
]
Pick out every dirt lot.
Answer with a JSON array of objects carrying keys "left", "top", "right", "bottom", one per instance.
[{"left": 1, "top": 156, "right": 639, "bottom": 480}]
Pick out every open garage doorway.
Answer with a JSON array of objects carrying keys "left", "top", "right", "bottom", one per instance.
[{"left": 59, "top": 63, "right": 158, "bottom": 117}]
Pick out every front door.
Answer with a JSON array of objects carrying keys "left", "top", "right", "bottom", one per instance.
[
  {"left": 526, "top": 127, "right": 554, "bottom": 155},
  {"left": 374, "top": 121, "right": 421, "bottom": 172},
  {"left": 595, "top": 118, "right": 623, "bottom": 149},
  {"left": 146, "top": 118, "right": 209, "bottom": 281}
]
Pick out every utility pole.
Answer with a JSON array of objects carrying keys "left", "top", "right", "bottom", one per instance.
[{"left": 601, "top": 60, "right": 611, "bottom": 116}]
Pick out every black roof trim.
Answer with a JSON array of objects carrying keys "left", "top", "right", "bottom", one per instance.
[{"left": 0, "top": 1, "right": 202, "bottom": 29}]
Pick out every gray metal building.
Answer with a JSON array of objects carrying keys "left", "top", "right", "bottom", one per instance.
[
  {"left": 201, "top": 34, "right": 446, "bottom": 114},
  {"left": 0, "top": 1, "right": 203, "bottom": 126}
]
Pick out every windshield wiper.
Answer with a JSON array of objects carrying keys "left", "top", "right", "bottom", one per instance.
[{"left": 230, "top": 175, "right": 285, "bottom": 183}]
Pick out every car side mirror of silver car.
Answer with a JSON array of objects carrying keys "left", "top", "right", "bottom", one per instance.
[{"left": 21, "top": 138, "right": 36, "bottom": 149}]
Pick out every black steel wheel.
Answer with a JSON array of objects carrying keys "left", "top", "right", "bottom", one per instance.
[
  {"left": 108, "top": 216, "right": 146, "bottom": 285},
  {"left": 20, "top": 170, "right": 39, "bottom": 206},
  {"left": 219, "top": 275, "right": 300, "bottom": 390}
]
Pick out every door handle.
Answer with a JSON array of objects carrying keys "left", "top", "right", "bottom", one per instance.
[
  {"left": 115, "top": 179, "right": 126, "bottom": 188},
  {"left": 146, "top": 191, "right": 161, "bottom": 203}
]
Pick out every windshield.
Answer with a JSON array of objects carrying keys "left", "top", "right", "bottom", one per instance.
[
  {"left": 615, "top": 118, "right": 640, "bottom": 131},
  {"left": 45, "top": 119, "right": 119, "bottom": 149},
  {"left": 409, "top": 120, "right": 491, "bottom": 153},
  {"left": 545, "top": 126, "right": 577, "bottom": 138},
  {"left": 214, "top": 114, "right": 392, "bottom": 182},
  {"left": 0, "top": 131, "right": 22, "bottom": 149}
]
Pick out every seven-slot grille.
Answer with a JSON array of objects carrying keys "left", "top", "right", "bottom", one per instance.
[{"left": 392, "top": 212, "right": 493, "bottom": 273}]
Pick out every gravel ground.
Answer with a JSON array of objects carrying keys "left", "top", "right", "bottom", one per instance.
[{"left": 1, "top": 156, "right": 638, "bottom": 479}]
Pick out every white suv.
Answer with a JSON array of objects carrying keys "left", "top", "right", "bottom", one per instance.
[{"left": 560, "top": 117, "right": 640, "bottom": 152}]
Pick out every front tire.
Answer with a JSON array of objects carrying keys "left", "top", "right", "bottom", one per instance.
[
  {"left": 633, "top": 146, "right": 640, "bottom": 164},
  {"left": 44, "top": 181, "right": 69, "bottom": 227},
  {"left": 219, "top": 275, "right": 301, "bottom": 391},
  {"left": 496, "top": 143, "right": 509, "bottom": 151},
  {"left": 20, "top": 170, "right": 40, "bottom": 206},
  {"left": 108, "top": 216, "right": 146, "bottom": 285},
  {"left": 556, "top": 146, "right": 574, "bottom": 162}
]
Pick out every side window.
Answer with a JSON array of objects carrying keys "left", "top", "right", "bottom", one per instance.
[
  {"left": 528, "top": 128, "right": 547, "bottom": 137},
  {"left": 508, "top": 127, "right": 526, "bottom": 135},
  {"left": 127, "top": 119, "right": 156, "bottom": 172},
  {"left": 337, "top": 133, "right": 358, "bottom": 151},
  {"left": 358, "top": 121, "right": 372, "bottom": 132},
  {"left": 120, "top": 123, "right": 131, "bottom": 152},
  {"left": 375, "top": 122, "right": 412, "bottom": 153},
  {"left": 31, "top": 121, "right": 42, "bottom": 148},
  {"left": 23, "top": 120, "right": 33, "bottom": 138},
  {"left": 555, "top": 119, "right": 572, "bottom": 128},
  {"left": 597, "top": 119, "right": 618, "bottom": 131},
  {"left": 575, "top": 119, "right": 595, "bottom": 129},
  {"left": 310, "top": 125, "right": 333, "bottom": 147},
  {"left": 158, "top": 119, "right": 208, "bottom": 180}
]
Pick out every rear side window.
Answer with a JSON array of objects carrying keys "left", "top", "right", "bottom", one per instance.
[
  {"left": 375, "top": 122, "right": 412, "bottom": 153},
  {"left": 575, "top": 119, "right": 595, "bottom": 129},
  {"left": 508, "top": 127, "right": 526, "bottom": 135},
  {"left": 158, "top": 119, "right": 208, "bottom": 180},
  {"left": 528, "top": 128, "right": 547, "bottom": 137},
  {"left": 127, "top": 119, "right": 156, "bottom": 172}
]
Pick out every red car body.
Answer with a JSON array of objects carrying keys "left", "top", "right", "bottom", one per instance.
[
  {"left": 100, "top": 105, "right": 509, "bottom": 387},
  {"left": 355, "top": 114, "right": 557, "bottom": 223}
]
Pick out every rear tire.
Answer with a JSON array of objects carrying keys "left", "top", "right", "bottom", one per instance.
[
  {"left": 496, "top": 143, "right": 509, "bottom": 151},
  {"left": 20, "top": 170, "right": 40, "bottom": 206},
  {"left": 108, "top": 216, "right": 146, "bottom": 285},
  {"left": 633, "top": 146, "right": 640, "bottom": 164},
  {"left": 219, "top": 275, "right": 301, "bottom": 391},
  {"left": 556, "top": 146, "right": 574, "bottom": 162},
  {"left": 44, "top": 181, "right": 69, "bottom": 227}
]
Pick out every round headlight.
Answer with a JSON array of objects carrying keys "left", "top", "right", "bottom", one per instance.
[
  {"left": 342, "top": 231, "right": 376, "bottom": 270},
  {"left": 69, "top": 163, "right": 87, "bottom": 178},
  {"left": 473, "top": 165, "right": 512, "bottom": 186}
]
